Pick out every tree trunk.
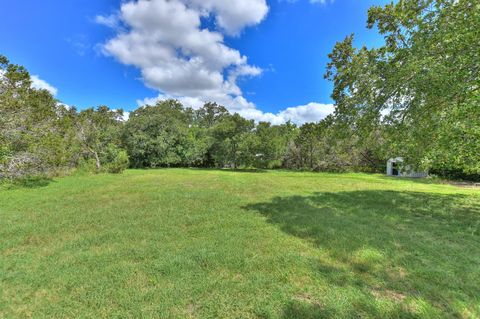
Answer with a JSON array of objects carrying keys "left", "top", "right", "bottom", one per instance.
[
  {"left": 232, "top": 143, "right": 237, "bottom": 169},
  {"left": 309, "top": 144, "right": 314, "bottom": 169},
  {"left": 93, "top": 151, "right": 101, "bottom": 171}
]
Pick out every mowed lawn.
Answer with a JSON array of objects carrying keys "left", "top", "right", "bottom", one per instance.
[{"left": 1, "top": 170, "right": 479, "bottom": 318}]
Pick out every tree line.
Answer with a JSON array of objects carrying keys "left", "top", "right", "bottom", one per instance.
[
  {"left": 1, "top": 0, "right": 478, "bottom": 181},
  {"left": 325, "top": 0, "right": 479, "bottom": 180},
  {"left": 0, "top": 60, "right": 379, "bottom": 180}
]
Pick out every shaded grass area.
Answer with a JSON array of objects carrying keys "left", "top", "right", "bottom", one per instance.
[
  {"left": 0, "top": 176, "right": 54, "bottom": 189},
  {"left": 245, "top": 191, "right": 480, "bottom": 318},
  {"left": 0, "top": 169, "right": 479, "bottom": 318}
]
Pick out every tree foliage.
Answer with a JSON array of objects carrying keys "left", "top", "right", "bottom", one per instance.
[
  {"left": 0, "top": 55, "right": 129, "bottom": 179},
  {"left": 1, "top": 0, "right": 477, "bottom": 181},
  {"left": 325, "top": 0, "right": 479, "bottom": 176},
  {"left": 0, "top": 56, "right": 77, "bottom": 179}
]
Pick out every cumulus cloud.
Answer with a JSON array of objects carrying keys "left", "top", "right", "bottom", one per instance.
[
  {"left": 137, "top": 92, "right": 258, "bottom": 115},
  {"left": 187, "top": 0, "right": 269, "bottom": 36},
  {"left": 98, "top": 0, "right": 333, "bottom": 126},
  {"left": 121, "top": 111, "right": 131, "bottom": 122},
  {"left": 97, "top": 0, "right": 270, "bottom": 117},
  {"left": 66, "top": 34, "right": 91, "bottom": 56},
  {"left": 138, "top": 95, "right": 334, "bottom": 125},
  {"left": 56, "top": 102, "right": 71, "bottom": 109},
  {"left": 262, "top": 102, "right": 335, "bottom": 125},
  {"left": 31, "top": 75, "right": 58, "bottom": 96},
  {"left": 95, "top": 14, "right": 121, "bottom": 29}
]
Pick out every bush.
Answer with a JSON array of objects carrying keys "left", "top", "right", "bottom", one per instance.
[
  {"left": 76, "top": 158, "right": 99, "bottom": 174},
  {"left": 0, "top": 152, "right": 49, "bottom": 180},
  {"left": 430, "top": 168, "right": 480, "bottom": 182},
  {"left": 102, "top": 145, "right": 129, "bottom": 174}
]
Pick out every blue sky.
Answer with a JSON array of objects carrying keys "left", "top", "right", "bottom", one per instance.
[{"left": 0, "top": 0, "right": 390, "bottom": 124}]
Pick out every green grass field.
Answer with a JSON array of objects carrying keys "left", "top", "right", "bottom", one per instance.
[{"left": 1, "top": 169, "right": 479, "bottom": 318}]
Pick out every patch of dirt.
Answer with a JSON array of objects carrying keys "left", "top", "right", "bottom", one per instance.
[
  {"left": 387, "top": 266, "right": 407, "bottom": 280},
  {"left": 371, "top": 288, "right": 407, "bottom": 302},
  {"left": 447, "top": 181, "right": 480, "bottom": 188},
  {"left": 184, "top": 304, "right": 199, "bottom": 319},
  {"left": 232, "top": 273, "right": 244, "bottom": 281},
  {"left": 293, "top": 293, "right": 324, "bottom": 308}
]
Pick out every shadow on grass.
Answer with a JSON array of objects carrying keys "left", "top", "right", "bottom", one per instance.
[
  {"left": 377, "top": 175, "right": 449, "bottom": 185},
  {"left": 2, "top": 176, "right": 54, "bottom": 189},
  {"left": 244, "top": 191, "right": 480, "bottom": 318},
  {"left": 186, "top": 167, "right": 269, "bottom": 174}
]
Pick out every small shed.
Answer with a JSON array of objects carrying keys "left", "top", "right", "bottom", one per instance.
[{"left": 386, "top": 157, "right": 427, "bottom": 178}]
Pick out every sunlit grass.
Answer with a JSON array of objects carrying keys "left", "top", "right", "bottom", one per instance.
[{"left": 1, "top": 169, "right": 479, "bottom": 318}]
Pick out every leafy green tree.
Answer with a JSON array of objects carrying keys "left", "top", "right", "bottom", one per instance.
[
  {"left": 253, "top": 122, "right": 296, "bottom": 169},
  {"left": 237, "top": 131, "right": 260, "bottom": 168},
  {"left": 102, "top": 144, "right": 130, "bottom": 174},
  {"left": 76, "top": 106, "right": 126, "bottom": 172},
  {"left": 325, "top": 0, "right": 480, "bottom": 176},
  {"left": 211, "top": 113, "right": 255, "bottom": 168},
  {"left": 122, "top": 100, "right": 198, "bottom": 168},
  {"left": 195, "top": 102, "right": 229, "bottom": 128},
  {"left": 295, "top": 123, "right": 323, "bottom": 170},
  {"left": 0, "top": 55, "right": 77, "bottom": 179},
  {"left": 192, "top": 102, "right": 230, "bottom": 167},
  {"left": 425, "top": 96, "right": 480, "bottom": 178}
]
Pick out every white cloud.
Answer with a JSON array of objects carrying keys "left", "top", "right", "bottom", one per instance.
[
  {"left": 99, "top": 0, "right": 334, "bottom": 126},
  {"left": 238, "top": 102, "right": 335, "bottom": 125},
  {"left": 269, "top": 102, "right": 335, "bottom": 125},
  {"left": 187, "top": 0, "right": 269, "bottom": 36},
  {"left": 97, "top": 0, "right": 269, "bottom": 119},
  {"left": 66, "top": 34, "right": 91, "bottom": 56},
  {"left": 56, "top": 102, "right": 71, "bottom": 110},
  {"left": 95, "top": 14, "right": 121, "bottom": 29},
  {"left": 138, "top": 95, "right": 334, "bottom": 125},
  {"left": 31, "top": 75, "right": 58, "bottom": 96},
  {"left": 137, "top": 92, "right": 258, "bottom": 114},
  {"left": 121, "top": 111, "right": 130, "bottom": 122}
]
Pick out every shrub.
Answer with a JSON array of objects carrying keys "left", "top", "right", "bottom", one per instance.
[
  {"left": 0, "top": 152, "right": 49, "bottom": 180},
  {"left": 102, "top": 145, "right": 129, "bottom": 174},
  {"left": 76, "top": 158, "right": 99, "bottom": 174}
]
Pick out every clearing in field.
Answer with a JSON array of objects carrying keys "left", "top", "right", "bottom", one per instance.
[{"left": 1, "top": 169, "right": 479, "bottom": 318}]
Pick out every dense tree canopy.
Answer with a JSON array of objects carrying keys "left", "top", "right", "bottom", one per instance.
[
  {"left": 0, "top": 1, "right": 478, "bottom": 181},
  {"left": 325, "top": 0, "right": 479, "bottom": 177},
  {"left": 122, "top": 100, "right": 196, "bottom": 168},
  {"left": 0, "top": 56, "right": 77, "bottom": 179},
  {"left": 0, "top": 55, "right": 129, "bottom": 179}
]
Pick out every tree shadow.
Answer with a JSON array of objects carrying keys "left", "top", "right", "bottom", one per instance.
[
  {"left": 186, "top": 167, "right": 268, "bottom": 174},
  {"left": 243, "top": 191, "right": 480, "bottom": 318},
  {"left": 377, "top": 175, "right": 448, "bottom": 185},
  {"left": 2, "top": 176, "right": 54, "bottom": 189}
]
